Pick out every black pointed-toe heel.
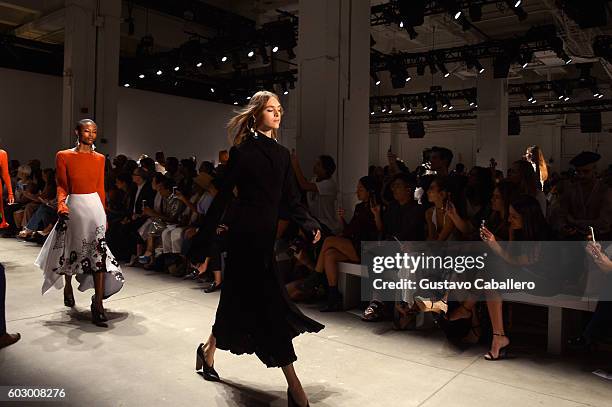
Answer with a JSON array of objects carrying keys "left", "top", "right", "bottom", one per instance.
[
  {"left": 287, "top": 388, "right": 309, "bottom": 407},
  {"left": 196, "top": 343, "right": 220, "bottom": 382},
  {"left": 90, "top": 302, "right": 108, "bottom": 328},
  {"left": 63, "top": 292, "right": 75, "bottom": 308}
]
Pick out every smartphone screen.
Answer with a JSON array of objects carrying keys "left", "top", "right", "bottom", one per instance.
[{"left": 589, "top": 226, "right": 596, "bottom": 242}]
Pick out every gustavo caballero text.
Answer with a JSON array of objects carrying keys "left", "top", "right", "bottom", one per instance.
[{"left": 373, "top": 278, "right": 536, "bottom": 291}]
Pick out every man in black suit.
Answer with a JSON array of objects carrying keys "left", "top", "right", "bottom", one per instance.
[{"left": 107, "top": 168, "right": 156, "bottom": 262}]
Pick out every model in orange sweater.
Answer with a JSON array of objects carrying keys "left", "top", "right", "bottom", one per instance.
[
  {"left": 55, "top": 148, "right": 106, "bottom": 215},
  {"left": 0, "top": 149, "right": 15, "bottom": 229},
  {"left": 36, "top": 119, "right": 123, "bottom": 328}
]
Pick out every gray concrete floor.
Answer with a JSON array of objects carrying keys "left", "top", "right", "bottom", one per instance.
[{"left": 1, "top": 238, "right": 611, "bottom": 407}]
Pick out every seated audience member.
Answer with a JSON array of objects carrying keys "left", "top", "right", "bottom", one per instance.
[
  {"left": 18, "top": 169, "right": 56, "bottom": 239},
  {"left": 554, "top": 152, "right": 612, "bottom": 241},
  {"left": 429, "top": 146, "right": 453, "bottom": 176},
  {"left": 185, "top": 178, "right": 225, "bottom": 292},
  {"left": 290, "top": 151, "right": 340, "bottom": 235},
  {"left": 2, "top": 165, "right": 34, "bottom": 237},
  {"left": 568, "top": 241, "right": 612, "bottom": 353},
  {"left": 404, "top": 176, "right": 468, "bottom": 316},
  {"left": 199, "top": 161, "right": 215, "bottom": 176},
  {"left": 107, "top": 168, "right": 155, "bottom": 263},
  {"left": 140, "top": 156, "right": 157, "bottom": 175},
  {"left": 165, "top": 157, "right": 182, "bottom": 185},
  {"left": 508, "top": 159, "right": 547, "bottom": 216},
  {"left": 161, "top": 174, "right": 212, "bottom": 273},
  {"left": 107, "top": 172, "right": 134, "bottom": 226},
  {"left": 155, "top": 151, "right": 167, "bottom": 174},
  {"left": 465, "top": 166, "right": 494, "bottom": 222},
  {"left": 315, "top": 176, "right": 379, "bottom": 312},
  {"left": 138, "top": 177, "right": 185, "bottom": 268},
  {"left": 362, "top": 173, "right": 426, "bottom": 322},
  {"left": 479, "top": 194, "right": 552, "bottom": 360},
  {"left": 178, "top": 158, "right": 197, "bottom": 192}
]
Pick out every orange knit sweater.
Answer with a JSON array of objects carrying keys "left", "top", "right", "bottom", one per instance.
[
  {"left": 0, "top": 149, "right": 14, "bottom": 228},
  {"left": 56, "top": 149, "right": 106, "bottom": 215}
]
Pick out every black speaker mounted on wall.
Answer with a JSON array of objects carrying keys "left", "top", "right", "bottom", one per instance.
[
  {"left": 407, "top": 120, "right": 425, "bottom": 138},
  {"left": 508, "top": 112, "right": 521, "bottom": 136},
  {"left": 580, "top": 111, "right": 602, "bottom": 133}
]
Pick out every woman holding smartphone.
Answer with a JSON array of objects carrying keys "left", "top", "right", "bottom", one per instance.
[{"left": 315, "top": 176, "right": 380, "bottom": 312}]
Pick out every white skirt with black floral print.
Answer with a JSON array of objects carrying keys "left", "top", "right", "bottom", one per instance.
[{"left": 35, "top": 193, "right": 125, "bottom": 298}]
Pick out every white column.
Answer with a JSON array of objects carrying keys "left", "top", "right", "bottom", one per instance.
[
  {"left": 297, "top": 0, "right": 370, "bottom": 213},
  {"left": 62, "top": 0, "right": 120, "bottom": 156},
  {"left": 475, "top": 62, "right": 509, "bottom": 172}
]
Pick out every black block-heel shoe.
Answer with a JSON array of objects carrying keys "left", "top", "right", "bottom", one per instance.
[
  {"left": 64, "top": 292, "right": 75, "bottom": 308},
  {"left": 195, "top": 343, "right": 220, "bottom": 382},
  {"left": 90, "top": 302, "right": 108, "bottom": 327},
  {"left": 287, "top": 388, "right": 309, "bottom": 407}
]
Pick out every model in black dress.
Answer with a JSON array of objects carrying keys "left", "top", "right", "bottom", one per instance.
[{"left": 196, "top": 91, "right": 323, "bottom": 407}]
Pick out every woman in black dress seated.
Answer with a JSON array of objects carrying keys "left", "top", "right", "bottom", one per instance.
[{"left": 196, "top": 91, "right": 322, "bottom": 407}]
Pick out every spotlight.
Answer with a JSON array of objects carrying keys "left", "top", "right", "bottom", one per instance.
[
  {"left": 138, "top": 74, "right": 145, "bottom": 79},
  {"left": 400, "top": 100, "right": 406, "bottom": 111},
  {"left": 174, "top": 66, "right": 180, "bottom": 71},
  {"left": 370, "top": 105, "right": 375, "bottom": 115},
  {"left": 248, "top": 50, "right": 255, "bottom": 58},
  {"left": 519, "top": 50, "right": 533, "bottom": 68},
  {"left": 475, "top": 59, "right": 485, "bottom": 74},
  {"left": 399, "top": 21, "right": 404, "bottom": 28},
  {"left": 372, "top": 71, "right": 381, "bottom": 86},
  {"left": 246, "top": 96, "right": 251, "bottom": 100},
  {"left": 282, "top": 83, "right": 289, "bottom": 95},
  {"left": 233, "top": 101, "right": 238, "bottom": 105},
  {"left": 382, "top": 105, "right": 387, "bottom": 113},
  {"left": 124, "top": 83, "right": 130, "bottom": 87},
  {"left": 196, "top": 62, "right": 203, "bottom": 67},
  {"left": 454, "top": 11, "right": 462, "bottom": 20},
  {"left": 210, "top": 87, "right": 215, "bottom": 93},
  {"left": 221, "top": 56, "right": 228, "bottom": 62},
  {"left": 156, "top": 70, "right": 162, "bottom": 75},
  {"left": 272, "top": 46, "right": 279, "bottom": 53},
  {"left": 388, "top": 104, "right": 393, "bottom": 114},
  {"left": 437, "top": 60, "right": 450, "bottom": 77},
  {"left": 505, "top": 1, "right": 528, "bottom": 21}
]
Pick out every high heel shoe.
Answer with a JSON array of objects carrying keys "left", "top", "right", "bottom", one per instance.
[
  {"left": 287, "top": 388, "right": 309, "bottom": 407},
  {"left": 195, "top": 343, "right": 220, "bottom": 382},
  {"left": 414, "top": 296, "right": 448, "bottom": 315},
  {"left": 63, "top": 291, "right": 75, "bottom": 307},
  {"left": 484, "top": 333, "right": 511, "bottom": 361}
]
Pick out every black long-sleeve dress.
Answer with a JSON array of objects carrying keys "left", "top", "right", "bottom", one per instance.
[{"left": 209, "top": 131, "right": 324, "bottom": 368}]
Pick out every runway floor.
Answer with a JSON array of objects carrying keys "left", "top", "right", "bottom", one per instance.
[{"left": 1, "top": 238, "right": 611, "bottom": 406}]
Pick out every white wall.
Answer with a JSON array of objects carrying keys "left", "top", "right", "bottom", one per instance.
[
  {"left": 0, "top": 67, "right": 63, "bottom": 167},
  {"left": 116, "top": 88, "right": 236, "bottom": 164}
]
